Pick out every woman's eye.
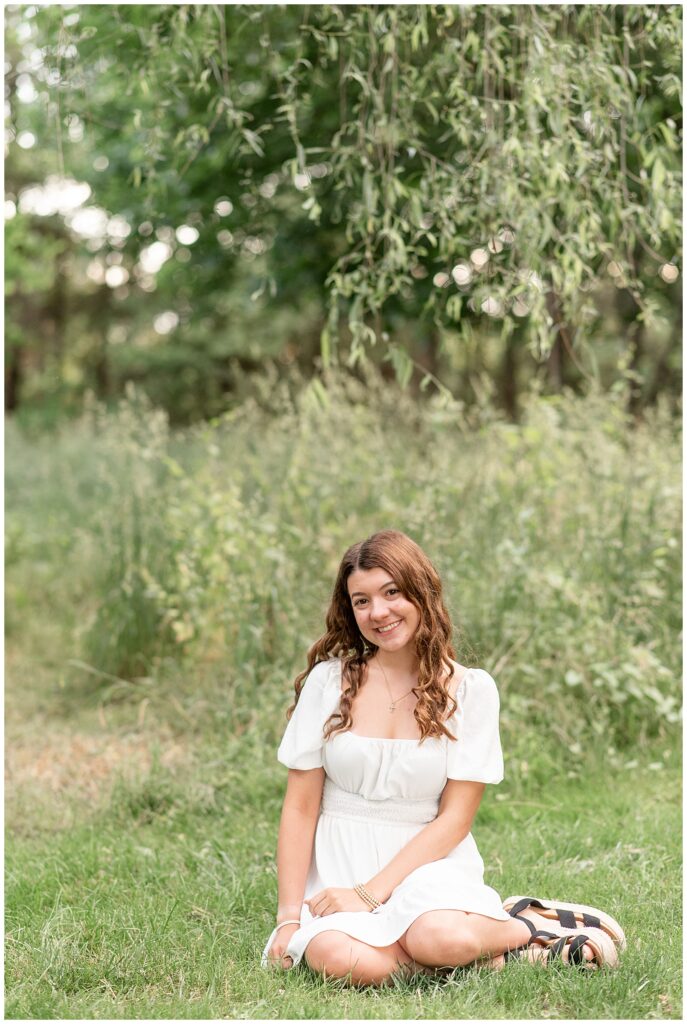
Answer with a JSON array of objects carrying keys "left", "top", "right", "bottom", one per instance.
[{"left": 386, "top": 589, "right": 399, "bottom": 596}]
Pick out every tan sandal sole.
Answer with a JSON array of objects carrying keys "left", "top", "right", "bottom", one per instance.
[
  {"left": 579, "top": 927, "right": 620, "bottom": 969},
  {"left": 503, "top": 895, "right": 626, "bottom": 951}
]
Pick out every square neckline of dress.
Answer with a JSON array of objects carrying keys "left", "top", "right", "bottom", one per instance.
[{"left": 340, "top": 662, "right": 474, "bottom": 743}]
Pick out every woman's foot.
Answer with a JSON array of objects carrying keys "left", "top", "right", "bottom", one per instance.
[
  {"left": 489, "top": 940, "right": 591, "bottom": 969},
  {"left": 483, "top": 907, "right": 596, "bottom": 969},
  {"left": 514, "top": 907, "right": 595, "bottom": 963},
  {"left": 488, "top": 925, "right": 617, "bottom": 970},
  {"left": 503, "top": 895, "right": 626, "bottom": 950}
]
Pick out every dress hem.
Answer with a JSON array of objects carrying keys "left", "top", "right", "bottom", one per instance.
[{"left": 261, "top": 900, "right": 512, "bottom": 969}]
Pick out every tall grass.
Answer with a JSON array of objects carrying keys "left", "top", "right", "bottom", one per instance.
[
  {"left": 7, "top": 371, "right": 680, "bottom": 754},
  {"left": 5, "top": 372, "right": 681, "bottom": 1019}
]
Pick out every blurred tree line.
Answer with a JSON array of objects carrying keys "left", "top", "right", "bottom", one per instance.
[{"left": 5, "top": 4, "right": 682, "bottom": 426}]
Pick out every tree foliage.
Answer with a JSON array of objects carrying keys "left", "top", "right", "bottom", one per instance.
[{"left": 5, "top": 4, "right": 682, "bottom": 420}]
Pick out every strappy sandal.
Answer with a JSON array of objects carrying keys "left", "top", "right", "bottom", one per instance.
[
  {"left": 503, "top": 927, "right": 618, "bottom": 969},
  {"left": 487, "top": 914, "right": 618, "bottom": 971},
  {"left": 503, "top": 895, "right": 626, "bottom": 951}
]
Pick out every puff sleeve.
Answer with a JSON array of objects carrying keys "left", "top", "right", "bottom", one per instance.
[
  {"left": 277, "top": 660, "right": 340, "bottom": 770},
  {"left": 446, "top": 668, "right": 504, "bottom": 784}
]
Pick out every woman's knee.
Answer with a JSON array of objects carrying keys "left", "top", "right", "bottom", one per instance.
[
  {"left": 305, "top": 932, "right": 356, "bottom": 978},
  {"left": 403, "top": 912, "right": 481, "bottom": 967},
  {"left": 305, "top": 932, "right": 403, "bottom": 985}
]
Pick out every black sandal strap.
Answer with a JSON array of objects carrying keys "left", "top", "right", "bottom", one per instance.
[
  {"left": 530, "top": 929, "right": 559, "bottom": 943},
  {"left": 567, "top": 933, "right": 591, "bottom": 966},
  {"left": 555, "top": 908, "right": 578, "bottom": 929},
  {"left": 502, "top": 925, "right": 556, "bottom": 965},
  {"left": 511, "top": 914, "right": 559, "bottom": 942},
  {"left": 508, "top": 898, "right": 604, "bottom": 936},
  {"left": 544, "top": 936, "right": 569, "bottom": 961},
  {"left": 508, "top": 896, "right": 546, "bottom": 918},
  {"left": 514, "top": 915, "right": 537, "bottom": 937}
]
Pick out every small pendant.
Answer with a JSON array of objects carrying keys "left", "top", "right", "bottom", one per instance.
[{"left": 389, "top": 705, "right": 395, "bottom": 713}]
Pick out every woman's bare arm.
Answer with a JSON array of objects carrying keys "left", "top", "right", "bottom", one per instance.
[
  {"left": 267, "top": 766, "right": 324, "bottom": 965},
  {"left": 276, "top": 766, "right": 324, "bottom": 918},
  {"left": 364, "top": 780, "right": 486, "bottom": 902}
]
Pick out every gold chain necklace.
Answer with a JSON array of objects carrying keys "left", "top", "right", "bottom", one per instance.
[{"left": 377, "top": 660, "right": 416, "bottom": 714}]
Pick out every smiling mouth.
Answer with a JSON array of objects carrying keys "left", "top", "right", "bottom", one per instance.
[{"left": 375, "top": 620, "right": 402, "bottom": 635}]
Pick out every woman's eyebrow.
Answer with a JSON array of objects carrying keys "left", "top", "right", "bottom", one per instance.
[{"left": 349, "top": 580, "right": 396, "bottom": 598}]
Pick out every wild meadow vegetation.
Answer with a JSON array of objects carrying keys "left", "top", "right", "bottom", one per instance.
[
  {"left": 6, "top": 2, "right": 682, "bottom": 1017},
  {"left": 5, "top": 373, "right": 681, "bottom": 1019}
]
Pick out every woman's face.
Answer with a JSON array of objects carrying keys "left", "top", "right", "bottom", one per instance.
[{"left": 347, "top": 566, "right": 421, "bottom": 653}]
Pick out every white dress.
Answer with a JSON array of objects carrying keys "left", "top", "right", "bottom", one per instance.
[{"left": 261, "top": 657, "right": 510, "bottom": 968}]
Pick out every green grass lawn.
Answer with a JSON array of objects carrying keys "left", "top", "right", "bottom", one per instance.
[{"left": 5, "top": 715, "right": 681, "bottom": 1019}]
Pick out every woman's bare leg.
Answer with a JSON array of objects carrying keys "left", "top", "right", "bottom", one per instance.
[
  {"left": 400, "top": 909, "right": 595, "bottom": 968},
  {"left": 400, "top": 910, "right": 530, "bottom": 967},
  {"left": 305, "top": 930, "right": 420, "bottom": 986}
]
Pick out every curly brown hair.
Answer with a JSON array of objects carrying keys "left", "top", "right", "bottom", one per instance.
[{"left": 287, "top": 529, "right": 459, "bottom": 742}]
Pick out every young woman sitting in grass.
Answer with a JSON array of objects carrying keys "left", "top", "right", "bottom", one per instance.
[{"left": 262, "top": 530, "right": 625, "bottom": 985}]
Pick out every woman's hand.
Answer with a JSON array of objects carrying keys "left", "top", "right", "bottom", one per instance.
[
  {"left": 267, "top": 922, "right": 300, "bottom": 969},
  {"left": 306, "top": 887, "right": 371, "bottom": 916}
]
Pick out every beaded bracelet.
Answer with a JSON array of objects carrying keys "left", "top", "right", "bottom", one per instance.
[{"left": 354, "top": 883, "right": 381, "bottom": 909}]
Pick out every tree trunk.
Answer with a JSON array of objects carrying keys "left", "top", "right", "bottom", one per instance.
[
  {"left": 545, "top": 292, "right": 566, "bottom": 392},
  {"left": 626, "top": 319, "right": 645, "bottom": 419},
  {"left": 645, "top": 342, "right": 679, "bottom": 407},
  {"left": 419, "top": 328, "right": 440, "bottom": 379},
  {"left": 52, "top": 249, "right": 67, "bottom": 368},
  {"left": 93, "top": 337, "right": 110, "bottom": 397},
  {"left": 5, "top": 347, "right": 21, "bottom": 412},
  {"left": 500, "top": 329, "right": 519, "bottom": 421},
  {"left": 92, "top": 287, "right": 111, "bottom": 399}
]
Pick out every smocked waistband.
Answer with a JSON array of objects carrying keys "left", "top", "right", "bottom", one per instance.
[{"left": 320, "top": 780, "right": 438, "bottom": 825}]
